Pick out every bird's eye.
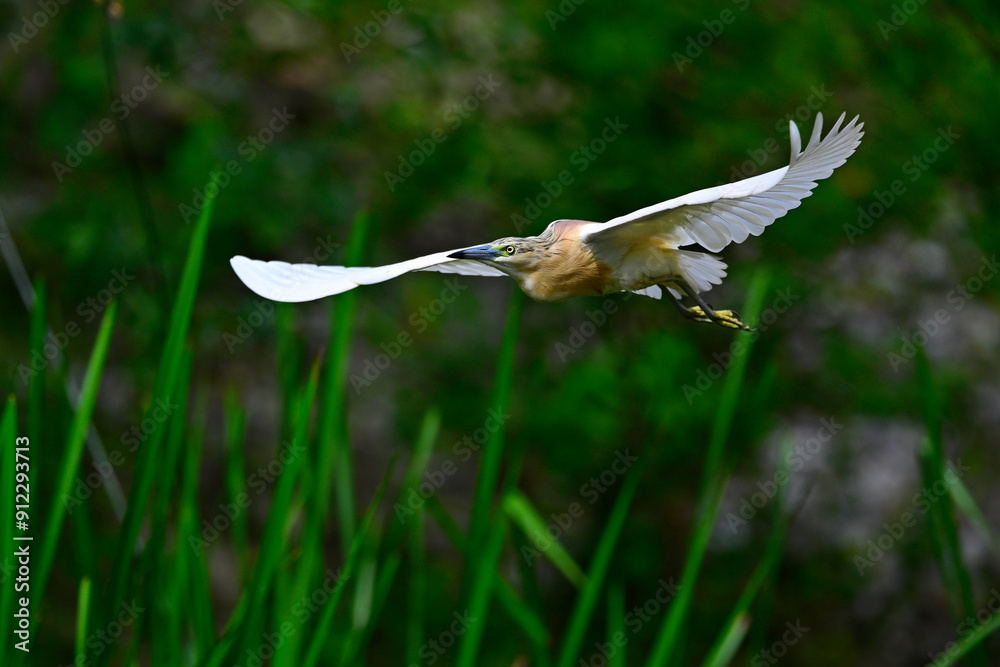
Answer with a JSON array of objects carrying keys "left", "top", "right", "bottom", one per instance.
[{"left": 505, "top": 245, "right": 516, "bottom": 255}]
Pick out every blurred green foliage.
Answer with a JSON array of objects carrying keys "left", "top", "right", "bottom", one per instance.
[{"left": 2, "top": 0, "right": 1000, "bottom": 665}]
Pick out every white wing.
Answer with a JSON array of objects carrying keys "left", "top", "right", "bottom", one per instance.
[
  {"left": 230, "top": 249, "right": 506, "bottom": 303},
  {"left": 580, "top": 112, "right": 864, "bottom": 253}
]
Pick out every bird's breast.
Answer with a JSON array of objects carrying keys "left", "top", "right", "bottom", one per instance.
[{"left": 516, "top": 255, "right": 612, "bottom": 302}]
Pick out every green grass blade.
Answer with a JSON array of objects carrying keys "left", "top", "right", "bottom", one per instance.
[
  {"left": 494, "top": 578, "right": 551, "bottom": 659},
  {"left": 302, "top": 457, "right": 397, "bottom": 667},
  {"left": 316, "top": 210, "right": 371, "bottom": 556},
  {"left": 171, "top": 387, "right": 202, "bottom": 664},
  {"left": 146, "top": 352, "right": 193, "bottom": 667},
  {"left": 345, "top": 551, "right": 402, "bottom": 664},
  {"left": 916, "top": 352, "right": 985, "bottom": 667},
  {"left": 384, "top": 407, "right": 441, "bottom": 547},
  {"left": 269, "top": 302, "right": 311, "bottom": 667},
  {"left": 913, "top": 356, "right": 1000, "bottom": 563},
  {"left": 36, "top": 299, "right": 118, "bottom": 612},
  {"left": 233, "top": 356, "right": 320, "bottom": 662},
  {"left": 178, "top": 402, "right": 213, "bottom": 662},
  {"left": 700, "top": 271, "right": 771, "bottom": 485},
  {"left": 404, "top": 411, "right": 441, "bottom": 666},
  {"left": 455, "top": 511, "right": 509, "bottom": 667},
  {"left": 918, "top": 472, "right": 983, "bottom": 656},
  {"left": 702, "top": 437, "right": 793, "bottom": 666},
  {"left": 276, "top": 302, "right": 302, "bottom": 412},
  {"left": 509, "top": 522, "right": 553, "bottom": 667},
  {"left": 504, "top": 491, "right": 588, "bottom": 589},
  {"left": 27, "top": 279, "right": 45, "bottom": 447},
  {"left": 426, "top": 495, "right": 467, "bottom": 550},
  {"left": 647, "top": 269, "right": 770, "bottom": 667},
  {"left": 75, "top": 577, "right": 92, "bottom": 665},
  {"left": 454, "top": 417, "right": 530, "bottom": 667},
  {"left": 929, "top": 610, "right": 1000, "bottom": 667},
  {"left": 427, "top": 494, "right": 551, "bottom": 661},
  {"left": 608, "top": 578, "right": 626, "bottom": 667},
  {"left": 273, "top": 213, "right": 367, "bottom": 666},
  {"left": 0, "top": 396, "right": 16, "bottom": 647},
  {"left": 555, "top": 467, "right": 642, "bottom": 667},
  {"left": 223, "top": 389, "right": 250, "bottom": 579},
  {"left": 463, "top": 290, "right": 522, "bottom": 593},
  {"left": 338, "top": 523, "right": 381, "bottom": 666},
  {"left": 401, "top": 409, "right": 442, "bottom": 504},
  {"left": 915, "top": 350, "right": 942, "bottom": 447},
  {"left": 704, "top": 613, "right": 750, "bottom": 667},
  {"left": 342, "top": 530, "right": 379, "bottom": 664},
  {"left": 188, "top": 546, "right": 216, "bottom": 662},
  {"left": 948, "top": 476, "right": 1000, "bottom": 562},
  {"left": 270, "top": 360, "right": 322, "bottom": 667},
  {"left": 69, "top": 493, "right": 97, "bottom": 599},
  {"left": 105, "top": 174, "right": 218, "bottom": 654}
]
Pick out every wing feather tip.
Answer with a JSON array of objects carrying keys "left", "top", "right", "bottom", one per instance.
[{"left": 230, "top": 255, "right": 317, "bottom": 303}]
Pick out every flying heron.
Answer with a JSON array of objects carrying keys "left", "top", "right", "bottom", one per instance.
[{"left": 231, "top": 112, "right": 863, "bottom": 330}]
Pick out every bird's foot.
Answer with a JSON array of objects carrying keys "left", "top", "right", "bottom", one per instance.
[
  {"left": 684, "top": 306, "right": 756, "bottom": 332},
  {"left": 665, "top": 282, "right": 757, "bottom": 332},
  {"left": 677, "top": 305, "right": 712, "bottom": 324},
  {"left": 709, "top": 308, "right": 756, "bottom": 331}
]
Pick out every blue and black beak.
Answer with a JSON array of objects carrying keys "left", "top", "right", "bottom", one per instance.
[{"left": 448, "top": 244, "right": 500, "bottom": 260}]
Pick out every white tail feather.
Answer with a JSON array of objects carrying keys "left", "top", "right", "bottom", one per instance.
[{"left": 673, "top": 250, "right": 728, "bottom": 294}]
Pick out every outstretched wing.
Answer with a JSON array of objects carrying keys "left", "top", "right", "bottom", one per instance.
[
  {"left": 580, "top": 112, "right": 864, "bottom": 253},
  {"left": 231, "top": 249, "right": 506, "bottom": 303}
]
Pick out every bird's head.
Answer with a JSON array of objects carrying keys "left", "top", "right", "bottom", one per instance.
[{"left": 447, "top": 236, "right": 548, "bottom": 279}]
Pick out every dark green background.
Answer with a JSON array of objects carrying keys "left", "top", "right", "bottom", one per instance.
[{"left": 2, "top": 0, "right": 999, "bottom": 664}]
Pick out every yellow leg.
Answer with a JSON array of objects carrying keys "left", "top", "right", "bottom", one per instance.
[{"left": 663, "top": 283, "right": 756, "bottom": 332}]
